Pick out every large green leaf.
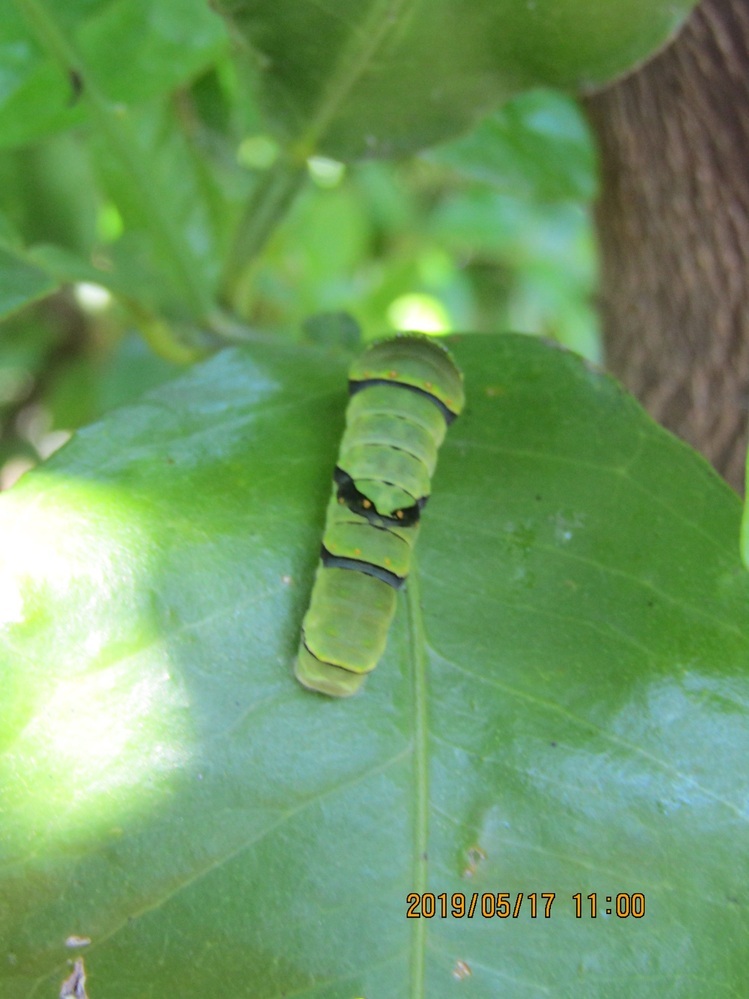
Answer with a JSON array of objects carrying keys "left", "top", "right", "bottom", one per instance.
[
  {"left": 1, "top": 334, "right": 747, "bottom": 997},
  {"left": 216, "top": 0, "right": 698, "bottom": 159}
]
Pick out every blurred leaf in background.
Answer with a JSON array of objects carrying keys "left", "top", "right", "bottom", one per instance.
[
  {"left": 250, "top": 91, "right": 599, "bottom": 360},
  {"left": 0, "top": 0, "right": 598, "bottom": 488}
]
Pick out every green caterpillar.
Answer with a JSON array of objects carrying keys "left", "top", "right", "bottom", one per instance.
[{"left": 295, "top": 334, "right": 464, "bottom": 696}]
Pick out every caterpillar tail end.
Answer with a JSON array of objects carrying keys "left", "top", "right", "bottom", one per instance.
[{"left": 295, "top": 644, "right": 368, "bottom": 698}]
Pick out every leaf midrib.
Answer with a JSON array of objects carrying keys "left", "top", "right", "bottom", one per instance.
[
  {"left": 406, "top": 560, "right": 430, "bottom": 999},
  {"left": 294, "top": 0, "right": 418, "bottom": 157}
]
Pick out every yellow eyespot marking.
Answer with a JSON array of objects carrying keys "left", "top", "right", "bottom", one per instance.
[
  {"left": 384, "top": 557, "right": 391, "bottom": 566},
  {"left": 387, "top": 368, "right": 399, "bottom": 379},
  {"left": 424, "top": 380, "right": 433, "bottom": 390},
  {"left": 362, "top": 498, "right": 372, "bottom": 509},
  {"left": 338, "top": 496, "right": 345, "bottom": 504},
  {"left": 396, "top": 510, "right": 404, "bottom": 520},
  {"left": 354, "top": 548, "right": 361, "bottom": 555}
]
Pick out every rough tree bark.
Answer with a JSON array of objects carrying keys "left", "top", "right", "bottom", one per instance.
[{"left": 583, "top": 0, "right": 749, "bottom": 493}]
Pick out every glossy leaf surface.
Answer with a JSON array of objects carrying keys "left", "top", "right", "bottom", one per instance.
[{"left": 1, "top": 334, "right": 747, "bottom": 997}]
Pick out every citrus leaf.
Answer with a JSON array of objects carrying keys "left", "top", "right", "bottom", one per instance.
[
  {"left": 1, "top": 334, "right": 747, "bottom": 998},
  {"left": 215, "top": 0, "right": 699, "bottom": 159}
]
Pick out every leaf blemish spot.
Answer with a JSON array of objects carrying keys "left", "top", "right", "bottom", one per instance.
[
  {"left": 452, "top": 960, "right": 472, "bottom": 980},
  {"left": 60, "top": 958, "right": 88, "bottom": 999},
  {"left": 64, "top": 936, "right": 91, "bottom": 949},
  {"left": 462, "top": 844, "right": 487, "bottom": 878}
]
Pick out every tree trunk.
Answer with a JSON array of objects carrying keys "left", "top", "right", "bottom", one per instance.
[{"left": 583, "top": 0, "right": 749, "bottom": 493}]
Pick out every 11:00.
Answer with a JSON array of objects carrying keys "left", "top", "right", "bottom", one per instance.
[{"left": 573, "top": 893, "right": 645, "bottom": 918}]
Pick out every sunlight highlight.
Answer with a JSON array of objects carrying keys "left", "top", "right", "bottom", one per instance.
[
  {"left": 238, "top": 134, "right": 279, "bottom": 170},
  {"left": 0, "top": 474, "right": 194, "bottom": 847},
  {"left": 307, "top": 156, "right": 346, "bottom": 188},
  {"left": 74, "top": 282, "right": 112, "bottom": 312},
  {"left": 387, "top": 293, "right": 451, "bottom": 334}
]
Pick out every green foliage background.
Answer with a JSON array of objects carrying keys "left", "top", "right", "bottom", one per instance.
[
  {"left": 3, "top": 1, "right": 747, "bottom": 998},
  {"left": 0, "top": 0, "right": 600, "bottom": 483}
]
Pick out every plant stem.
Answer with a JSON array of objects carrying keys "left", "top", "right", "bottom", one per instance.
[
  {"left": 220, "top": 0, "right": 413, "bottom": 315},
  {"left": 122, "top": 299, "right": 206, "bottom": 365},
  {"left": 14, "top": 0, "right": 213, "bottom": 327},
  {"left": 220, "top": 155, "right": 307, "bottom": 315}
]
